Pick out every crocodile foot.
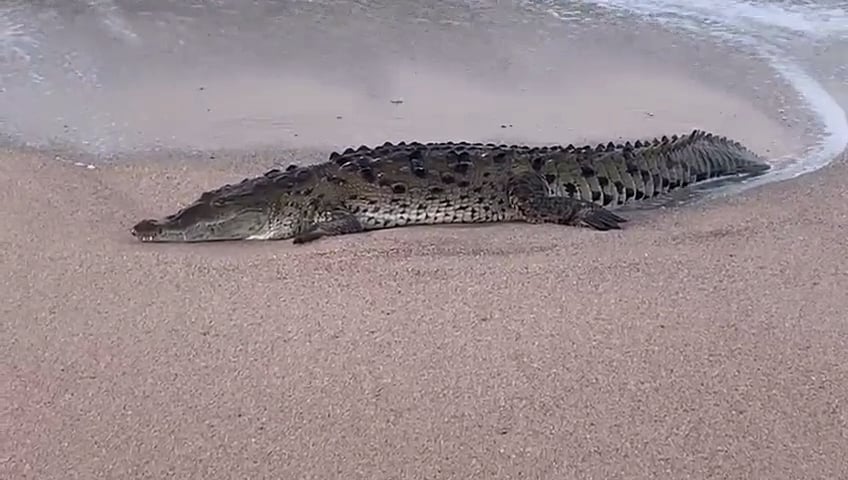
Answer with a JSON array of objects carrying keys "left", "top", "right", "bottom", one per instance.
[{"left": 523, "top": 196, "right": 628, "bottom": 230}]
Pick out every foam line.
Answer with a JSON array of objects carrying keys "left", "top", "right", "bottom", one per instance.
[{"left": 537, "top": 0, "right": 848, "bottom": 184}]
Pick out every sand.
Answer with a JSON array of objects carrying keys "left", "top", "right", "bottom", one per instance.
[{"left": 4, "top": 39, "right": 848, "bottom": 480}]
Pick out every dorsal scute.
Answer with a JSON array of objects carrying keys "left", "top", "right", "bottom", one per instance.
[{"left": 199, "top": 189, "right": 217, "bottom": 201}]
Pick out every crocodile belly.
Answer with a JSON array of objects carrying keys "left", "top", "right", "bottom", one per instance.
[{"left": 348, "top": 193, "right": 515, "bottom": 230}]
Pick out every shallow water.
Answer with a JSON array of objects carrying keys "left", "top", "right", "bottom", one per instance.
[
  {"left": 0, "top": 0, "right": 845, "bottom": 183},
  {"left": 532, "top": 0, "right": 848, "bottom": 186}
]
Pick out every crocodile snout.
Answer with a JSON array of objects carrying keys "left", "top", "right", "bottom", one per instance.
[{"left": 131, "top": 219, "right": 162, "bottom": 241}]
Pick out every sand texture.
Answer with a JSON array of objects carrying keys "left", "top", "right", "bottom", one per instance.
[{"left": 4, "top": 57, "right": 848, "bottom": 479}]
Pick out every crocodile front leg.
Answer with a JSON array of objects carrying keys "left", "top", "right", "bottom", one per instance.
[
  {"left": 293, "top": 209, "right": 365, "bottom": 244},
  {"left": 508, "top": 173, "right": 628, "bottom": 231}
]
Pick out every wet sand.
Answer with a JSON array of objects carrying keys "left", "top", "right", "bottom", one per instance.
[{"left": 4, "top": 32, "right": 848, "bottom": 480}]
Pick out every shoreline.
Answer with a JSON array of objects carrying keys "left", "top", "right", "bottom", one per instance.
[
  {"left": 2, "top": 3, "right": 820, "bottom": 159},
  {"left": 5, "top": 24, "right": 839, "bottom": 186}
]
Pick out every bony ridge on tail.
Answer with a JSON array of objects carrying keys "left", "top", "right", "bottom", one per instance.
[{"left": 130, "top": 130, "right": 771, "bottom": 245}]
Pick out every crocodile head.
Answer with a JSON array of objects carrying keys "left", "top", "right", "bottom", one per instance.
[{"left": 131, "top": 175, "right": 303, "bottom": 242}]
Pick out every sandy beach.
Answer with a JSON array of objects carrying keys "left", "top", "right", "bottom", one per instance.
[{"left": 3, "top": 2, "right": 848, "bottom": 479}]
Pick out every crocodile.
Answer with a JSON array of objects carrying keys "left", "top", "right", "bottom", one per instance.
[{"left": 131, "top": 129, "right": 771, "bottom": 244}]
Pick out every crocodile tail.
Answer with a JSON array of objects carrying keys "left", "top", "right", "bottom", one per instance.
[
  {"left": 639, "top": 130, "right": 768, "bottom": 195},
  {"left": 687, "top": 129, "right": 771, "bottom": 176},
  {"left": 584, "top": 130, "right": 771, "bottom": 206}
]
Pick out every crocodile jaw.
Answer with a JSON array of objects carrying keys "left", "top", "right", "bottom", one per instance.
[
  {"left": 131, "top": 209, "right": 274, "bottom": 243},
  {"left": 131, "top": 218, "right": 256, "bottom": 242},
  {"left": 245, "top": 229, "right": 283, "bottom": 241}
]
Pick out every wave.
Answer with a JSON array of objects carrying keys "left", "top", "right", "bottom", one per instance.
[
  {"left": 583, "top": 0, "right": 848, "bottom": 40},
  {"left": 533, "top": 0, "right": 848, "bottom": 186}
]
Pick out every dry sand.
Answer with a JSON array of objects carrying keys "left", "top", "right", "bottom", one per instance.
[{"left": 3, "top": 46, "right": 848, "bottom": 480}]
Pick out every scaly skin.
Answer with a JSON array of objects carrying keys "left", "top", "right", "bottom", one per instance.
[{"left": 131, "top": 130, "right": 771, "bottom": 244}]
